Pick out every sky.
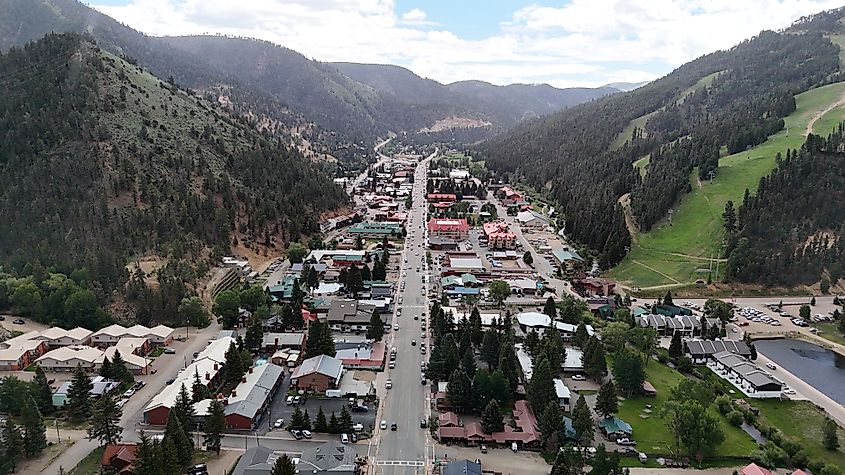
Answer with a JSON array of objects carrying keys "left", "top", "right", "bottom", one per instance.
[{"left": 89, "top": 0, "right": 845, "bottom": 88}]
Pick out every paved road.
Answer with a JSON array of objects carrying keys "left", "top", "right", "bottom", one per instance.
[
  {"left": 372, "top": 154, "right": 434, "bottom": 475},
  {"left": 42, "top": 321, "right": 223, "bottom": 473}
]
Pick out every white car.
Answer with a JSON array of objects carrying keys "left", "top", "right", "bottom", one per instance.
[
  {"left": 380, "top": 420, "right": 388, "bottom": 430},
  {"left": 394, "top": 323, "right": 399, "bottom": 330},
  {"left": 571, "top": 374, "right": 586, "bottom": 381},
  {"left": 274, "top": 418, "right": 284, "bottom": 429},
  {"left": 386, "top": 379, "right": 393, "bottom": 389}
]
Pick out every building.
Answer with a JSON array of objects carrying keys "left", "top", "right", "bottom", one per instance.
[
  {"left": 444, "top": 460, "right": 481, "bottom": 475},
  {"left": 708, "top": 351, "right": 783, "bottom": 398},
  {"left": 225, "top": 363, "right": 285, "bottom": 430},
  {"left": 552, "top": 249, "right": 585, "bottom": 273},
  {"left": 0, "top": 339, "right": 47, "bottom": 371},
  {"left": 101, "top": 345, "right": 151, "bottom": 375},
  {"left": 740, "top": 464, "right": 773, "bottom": 475},
  {"left": 428, "top": 218, "right": 469, "bottom": 240},
  {"left": 684, "top": 338, "right": 751, "bottom": 364},
  {"left": 635, "top": 314, "right": 707, "bottom": 337},
  {"left": 261, "top": 332, "right": 306, "bottom": 353},
  {"left": 427, "top": 193, "right": 457, "bottom": 203},
  {"left": 572, "top": 277, "right": 616, "bottom": 297},
  {"left": 143, "top": 336, "right": 234, "bottom": 425},
  {"left": 53, "top": 376, "right": 120, "bottom": 407},
  {"left": 100, "top": 443, "right": 138, "bottom": 474},
  {"left": 515, "top": 312, "right": 595, "bottom": 340},
  {"left": 90, "top": 324, "right": 174, "bottom": 347},
  {"left": 449, "top": 169, "right": 470, "bottom": 180},
  {"left": 482, "top": 221, "right": 516, "bottom": 250},
  {"left": 516, "top": 210, "right": 549, "bottom": 229},
  {"left": 599, "top": 416, "right": 633, "bottom": 441},
  {"left": 35, "top": 345, "right": 104, "bottom": 372},
  {"left": 231, "top": 446, "right": 277, "bottom": 475},
  {"left": 347, "top": 222, "right": 403, "bottom": 237},
  {"left": 554, "top": 378, "right": 572, "bottom": 411},
  {"left": 429, "top": 236, "right": 459, "bottom": 251},
  {"left": 291, "top": 355, "right": 344, "bottom": 392},
  {"left": 443, "top": 252, "right": 485, "bottom": 272},
  {"left": 327, "top": 300, "right": 382, "bottom": 333},
  {"left": 295, "top": 441, "right": 361, "bottom": 475},
  {"left": 335, "top": 341, "right": 385, "bottom": 370},
  {"left": 498, "top": 186, "right": 523, "bottom": 202}
]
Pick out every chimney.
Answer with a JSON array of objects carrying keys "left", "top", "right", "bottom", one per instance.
[
  {"left": 241, "top": 376, "right": 247, "bottom": 383},
  {"left": 249, "top": 366, "right": 253, "bottom": 374},
  {"left": 231, "top": 390, "right": 236, "bottom": 397},
  {"left": 275, "top": 337, "right": 279, "bottom": 347},
  {"left": 214, "top": 362, "right": 219, "bottom": 371},
  {"left": 205, "top": 372, "right": 210, "bottom": 381}
]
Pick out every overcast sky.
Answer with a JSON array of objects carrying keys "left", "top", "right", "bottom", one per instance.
[{"left": 90, "top": 0, "right": 845, "bottom": 88}]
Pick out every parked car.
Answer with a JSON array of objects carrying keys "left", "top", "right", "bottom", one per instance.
[
  {"left": 617, "top": 438, "right": 636, "bottom": 446},
  {"left": 123, "top": 388, "right": 135, "bottom": 398},
  {"left": 166, "top": 378, "right": 175, "bottom": 385},
  {"left": 351, "top": 405, "right": 369, "bottom": 413},
  {"left": 420, "top": 418, "right": 427, "bottom": 428},
  {"left": 302, "top": 430, "right": 312, "bottom": 439},
  {"left": 274, "top": 419, "right": 284, "bottom": 429},
  {"left": 391, "top": 422, "right": 398, "bottom": 431},
  {"left": 480, "top": 444, "right": 488, "bottom": 453},
  {"left": 386, "top": 379, "right": 392, "bottom": 389},
  {"left": 293, "top": 395, "right": 302, "bottom": 404},
  {"left": 164, "top": 348, "right": 176, "bottom": 354},
  {"left": 571, "top": 374, "right": 586, "bottom": 381},
  {"left": 286, "top": 396, "right": 295, "bottom": 405},
  {"left": 12, "top": 319, "right": 24, "bottom": 325},
  {"left": 291, "top": 429, "right": 304, "bottom": 440},
  {"left": 341, "top": 433, "right": 350, "bottom": 444},
  {"left": 380, "top": 420, "right": 387, "bottom": 430},
  {"left": 766, "top": 363, "right": 777, "bottom": 370}
]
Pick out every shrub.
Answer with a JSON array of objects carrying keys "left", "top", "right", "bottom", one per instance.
[
  {"left": 715, "top": 395, "right": 732, "bottom": 414},
  {"left": 727, "top": 410, "right": 744, "bottom": 426},
  {"left": 677, "top": 356, "right": 694, "bottom": 373}
]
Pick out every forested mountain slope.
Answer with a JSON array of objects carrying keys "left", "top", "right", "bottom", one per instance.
[
  {"left": 726, "top": 130, "right": 845, "bottom": 287},
  {"left": 0, "top": 33, "right": 345, "bottom": 297},
  {"left": 480, "top": 11, "right": 843, "bottom": 270}
]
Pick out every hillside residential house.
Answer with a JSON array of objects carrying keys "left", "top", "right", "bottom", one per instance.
[
  {"left": 53, "top": 375, "right": 120, "bottom": 407},
  {"left": 599, "top": 416, "right": 633, "bottom": 441},
  {"left": 100, "top": 443, "right": 138, "bottom": 474}
]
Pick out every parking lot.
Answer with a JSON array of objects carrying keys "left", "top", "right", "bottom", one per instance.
[{"left": 257, "top": 377, "right": 378, "bottom": 436}]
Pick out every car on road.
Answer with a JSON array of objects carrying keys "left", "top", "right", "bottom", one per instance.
[
  {"left": 286, "top": 396, "right": 295, "bottom": 405},
  {"left": 386, "top": 379, "right": 392, "bottom": 389},
  {"left": 480, "top": 444, "right": 488, "bottom": 453},
  {"left": 166, "top": 378, "right": 175, "bottom": 385},
  {"left": 164, "top": 348, "right": 176, "bottom": 354},
  {"left": 420, "top": 346, "right": 426, "bottom": 354},
  {"left": 389, "top": 361, "right": 395, "bottom": 369},
  {"left": 411, "top": 339, "right": 416, "bottom": 346},
  {"left": 12, "top": 319, "right": 24, "bottom": 325},
  {"left": 123, "top": 388, "right": 135, "bottom": 398},
  {"left": 766, "top": 363, "right": 777, "bottom": 370},
  {"left": 291, "top": 429, "right": 304, "bottom": 440},
  {"left": 617, "top": 438, "right": 636, "bottom": 446},
  {"left": 394, "top": 323, "right": 399, "bottom": 330},
  {"left": 188, "top": 464, "right": 209, "bottom": 475},
  {"left": 274, "top": 418, "right": 284, "bottom": 429},
  {"left": 391, "top": 422, "right": 398, "bottom": 431},
  {"left": 571, "top": 374, "right": 586, "bottom": 381},
  {"left": 380, "top": 420, "right": 387, "bottom": 430},
  {"left": 420, "top": 418, "right": 427, "bottom": 428},
  {"left": 302, "top": 430, "right": 312, "bottom": 439}
]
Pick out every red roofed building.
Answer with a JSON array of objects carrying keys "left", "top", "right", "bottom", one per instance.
[
  {"left": 427, "top": 193, "right": 457, "bottom": 203},
  {"left": 439, "top": 411, "right": 460, "bottom": 427},
  {"left": 428, "top": 218, "right": 469, "bottom": 240},
  {"left": 740, "top": 464, "right": 773, "bottom": 475},
  {"left": 499, "top": 186, "right": 523, "bottom": 202},
  {"left": 482, "top": 221, "right": 516, "bottom": 250},
  {"left": 436, "top": 400, "right": 541, "bottom": 447},
  {"left": 100, "top": 443, "right": 138, "bottom": 474}
]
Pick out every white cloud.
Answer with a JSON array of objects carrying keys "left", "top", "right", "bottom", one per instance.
[{"left": 91, "top": 0, "right": 844, "bottom": 87}]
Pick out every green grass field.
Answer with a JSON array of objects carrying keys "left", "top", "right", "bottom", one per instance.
[
  {"left": 633, "top": 155, "right": 650, "bottom": 177},
  {"left": 611, "top": 81, "right": 845, "bottom": 288},
  {"left": 616, "top": 360, "right": 757, "bottom": 460},
  {"left": 813, "top": 321, "right": 845, "bottom": 346},
  {"left": 753, "top": 399, "right": 845, "bottom": 468}
]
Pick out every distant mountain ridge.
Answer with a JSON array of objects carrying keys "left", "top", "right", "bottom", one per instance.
[{"left": 0, "top": 0, "right": 619, "bottom": 145}]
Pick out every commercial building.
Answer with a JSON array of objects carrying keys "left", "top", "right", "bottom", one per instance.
[
  {"left": 347, "top": 222, "right": 403, "bottom": 237},
  {"left": 515, "top": 312, "right": 595, "bottom": 340},
  {"left": 552, "top": 249, "right": 584, "bottom": 273},
  {"left": 225, "top": 363, "right": 285, "bottom": 430},
  {"left": 427, "top": 193, "right": 457, "bottom": 203},
  {"left": 482, "top": 221, "right": 516, "bottom": 250},
  {"left": 684, "top": 338, "right": 751, "bottom": 364},
  {"left": 335, "top": 341, "right": 385, "bottom": 370},
  {"left": 443, "top": 252, "right": 485, "bottom": 272},
  {"left": 707, "top": 351, "right": 783, "bottom": 398},
  {"left": 290, "top": 355, "right": 344, "bottom": 392},
  {"left": 428, "top": 218, "right": 469, "bottom": 240},
  {"left": 260, "top": 332, "right": 306, "bottom": 353},
  {"left": 516, "top": 210, "right": 549, "bottom": 229},
  {"left": 295, "top": 442, "right": 361, "bottom": 475},
  {"left": 635, "top": 314, "right": 710, "bottom": 337},
  {"left": 326, "top": 300, "right": 382, "bottom": 333}
]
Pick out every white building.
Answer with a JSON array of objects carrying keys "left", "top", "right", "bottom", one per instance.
[
  {"left": 516, "top": 210, "right": 549, "bottom": 229},
  {"left": 36, "top": 346, "right": 104, "bottom": 372},
  {"left": 707, "top": 351, "right": 783, "bottom": 398}
]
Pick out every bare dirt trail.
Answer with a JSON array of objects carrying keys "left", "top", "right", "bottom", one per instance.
[
  {"left": 805, "top": 89, "right": 845, "bottom": 136},
  {"left": 617, "top": 193, "right": 639, "bottom": 243}
]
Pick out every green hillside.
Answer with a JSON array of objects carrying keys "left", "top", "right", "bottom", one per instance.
[{"left": 611, "top": 81, "right": 845, "bottom": 288}]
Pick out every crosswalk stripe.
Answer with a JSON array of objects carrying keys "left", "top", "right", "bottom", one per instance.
[{"left": 376, "top": 461, "right": 425, "bottom": 467}]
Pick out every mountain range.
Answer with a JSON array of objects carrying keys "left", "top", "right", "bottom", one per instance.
[{"left": 0, "top": 0, "right": 620, "bottom": 148}]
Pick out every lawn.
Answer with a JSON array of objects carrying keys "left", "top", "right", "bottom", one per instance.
[
  {"left": 753, "top": 399, "right": 845, "bottom": 468},
  {"left": 69, "top": 447, "right": 104, "bottom": 475},
  {"left": 813, "top": 321, "right": 845, "bottom": 347},
  {"left": 611, "top": 81, "right": 845, "bottom": 288},
  {"left": 149, "top": 346, "right": 165, "bottom": 358},
  {"left": 615, "top": 360, "right": 758, "bottom": 460}
]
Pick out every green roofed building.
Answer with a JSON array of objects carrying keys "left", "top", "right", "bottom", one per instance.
[
  {"left": 599, "top": 416, "right": 633, "bottom": 440},
  {"left": 348, "top": 222, "right": 403, "bottom": 237}
]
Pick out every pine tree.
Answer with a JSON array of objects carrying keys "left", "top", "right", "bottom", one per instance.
[
  {"left": 668, "top": 331, "right": 683, "bottom": 358},
  {"left": 161, "top": 436, "right": 182, "bottom": 474},
  {"left": 245, "top": 315, "right": 264, "bottom": 351},
  {"left": 538, "top": 402, "right": 564, "bottom": 450},
  {"left": 192, "top": 368, "right": 211, "bottom": 403},
  {"left": 289, "top": 407, "right": 305, "bottom": 430},
  {"left": 595, "top": 380, "right": 619, "bottom": 419},
  {"left": 204, "top": 398, "right": 225, "bottom": 454},
  {"left": 469, "top": 307, "right": 483, "bottom": 347},
  {"left": 314, "top": 406, "right": 329, "bottom": 432},
  {"left": 544, "top": 297, "right": 558, "bottom": 319},
  {"left": 110, "top": 349, "right": 133, "bottom": 383},
  {"left": 67, "top": 364, "right": 92, "bottom": 422},
  {"left": 447, "top": 368, "right": 473, "bottom": 414},
  {"left": 585, "top": 342, "right": 608, "bottom": 380},
  {"left": 31, "top": 366, "right": 53, "bottom": 415},
  {"left": 367, "top": 309, "right": 385, "bottom": 341},
  {"left": 338, "top": 406, "right": 354, "bottom": 433},
  {"left": 21, "top": 395, "right": 47, "bottom": 457},
  {"left": 88, "top": 394, "right": 122, "bottom": 446},
  {"left": 172, "top": 383, "right": 195, "bottom": 444},
  {"left": 164, "top": 411, "right": 193, "bottom": 467},
  {"left": 271, "top": 454, "right": 296, "bottom": 475},
  {"left": 572, "top": 323, "right": 588, "bottom": 348},
  {"left": 223, "top": 342, "right": 244, "bottom": 385},
  {"left": 550, "top": 447, "right": 583, "bottom": 475},
  {"left": 572, "top": 395, "right": 594, "bottom": 446},
  {"left": 328, "top": 411, "right": 339, "bottom": 434},
  {"left": 133, "top": 432, "right": 157, "bottom": 474},
  {"left": 99, "top": 355, "right": 113, "bottom": 380},
  {"left": 460, "top": 348, "right": 476, "bottom": 375},
  {"left": 303, "top": 409, "right": 312, "bottom": 431},
  {"left": 2, "top": 420, "right": 23, "bottom": 473},
  {"left": 527, "top": 357, "right": 556, "bottom": 413},
  {"left": 480, "top": 400, "right": 503, "bottom": 433}
]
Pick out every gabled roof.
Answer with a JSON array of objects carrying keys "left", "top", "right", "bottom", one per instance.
[
  {"left": 444, "top": 460, "right": 482, "bottom": 475},
  {"left": 296, "top": 441, "right": 357, "bottom": 473},
  {"left": 599, "top": 416, "right": 632, "bottom": 435},
  {"left": 741, "top": 463, "right": 773, "bottom": 475},
  {"left": 291, "top": 355, "right": 343, "bottom": 380}
]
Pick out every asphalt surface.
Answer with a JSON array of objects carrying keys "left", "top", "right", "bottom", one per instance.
[{"left": 371, "top": 153, "right": 434, "bottom": 475}]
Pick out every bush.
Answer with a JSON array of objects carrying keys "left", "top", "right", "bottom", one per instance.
[
  {"left": 677, "top": 356, "right": 694, "bottom": 373},
  {"left": 727, "top": 411, "right": 744, "bottom": 426},
  {"left": 779, "top": 439, "right": 800, "bottom": 457},
  {"left": 656, "top": 353, "right": 668, "bottom": 364},
  {"left": 791, "top": 450, "right": 810, "bottom": 467},
  {"left": 715, "top": 395, "right": 732, "bottom": 414},
  {"left": 743, "top": 409, "right": 757, "bottom": 424},
  {"left": 821, "top": 465, "right": 843, "bottom": 475}
]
